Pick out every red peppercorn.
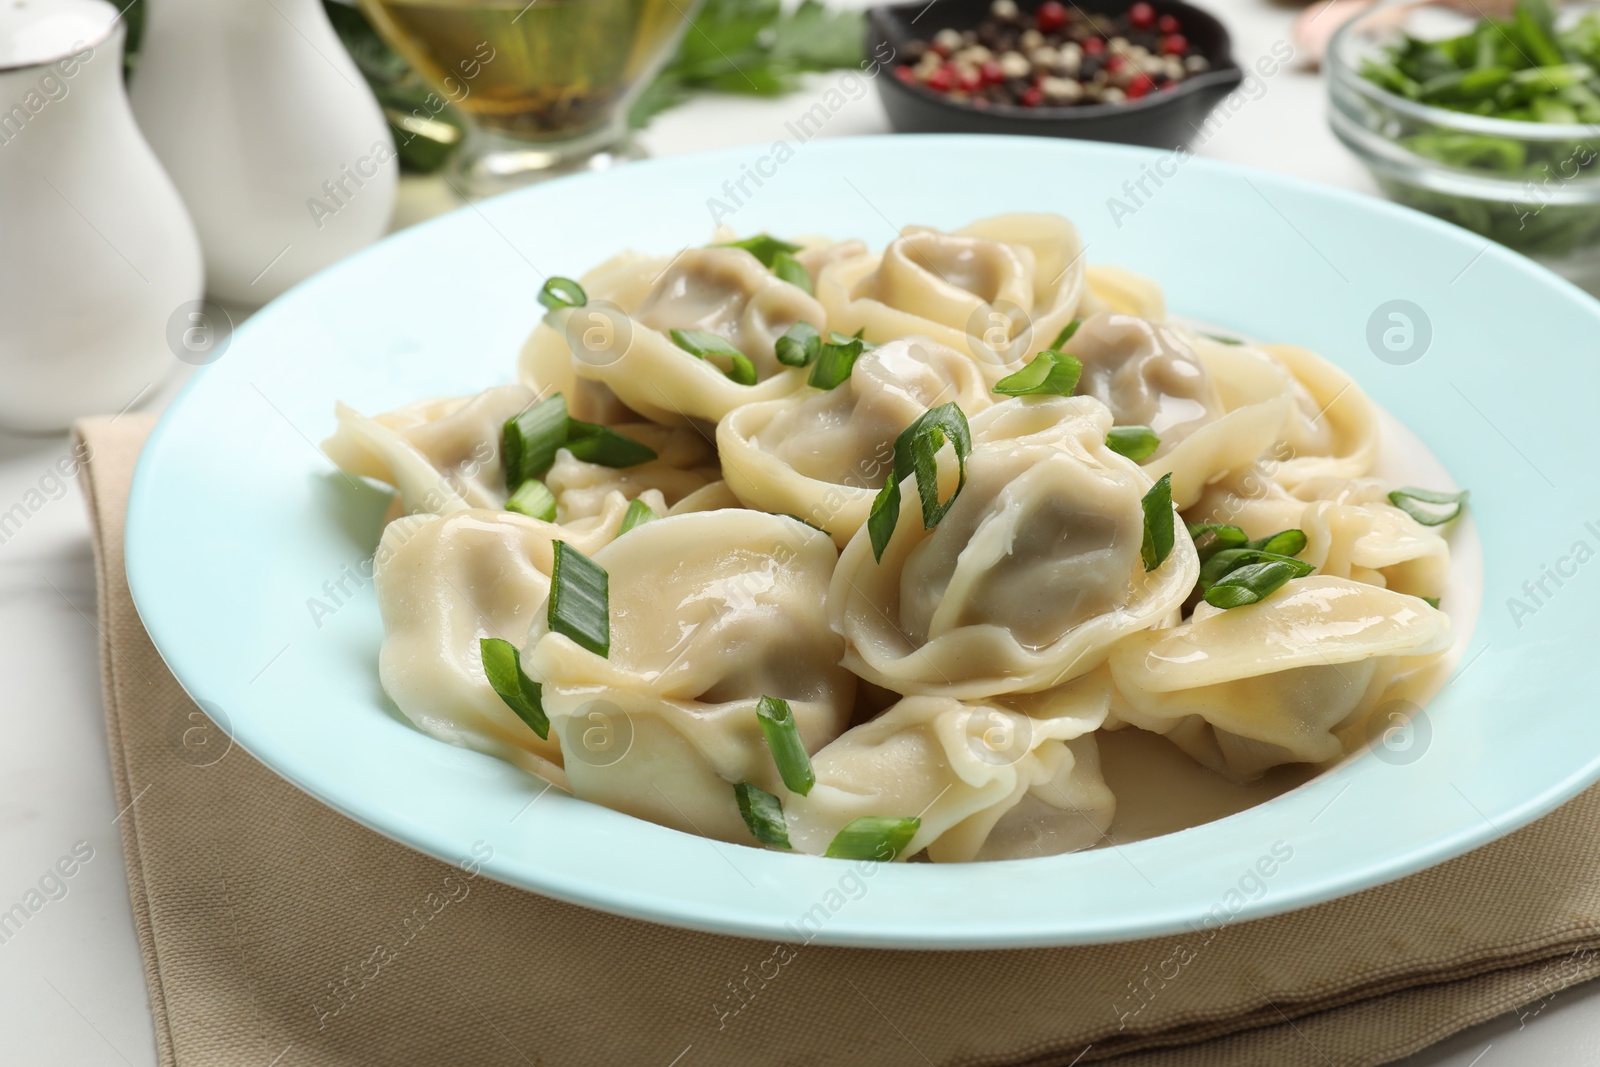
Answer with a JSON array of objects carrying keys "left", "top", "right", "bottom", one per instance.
[
  {"left": 927, "top": 65, "right": 955, "bottom": 91},
  {"left": 1021, "top": 84, "right": 1045, "bottom": 106},
  {"left": 1161, "top": 33, "right": 1188, "bottom": 55},
  {"left": 1106, "top": 53, "right": 1126, "bottom": 73},
  {"left": 1157, "top": 13, "right": 1181, "bottom": 33},
  {"left": 1126, "top": 73, "right": 1155, "bottom": 98},
  {"left": 1036, "top": 1, "right": 1068, "bottom": 32},
  {"left": 957, "top": 67, "right": 983, "bottom": 92},
  {"left": 1128, "top": 3, "right": 1156, "bottom": 29},
  {"left": 980, "top": 60, "right": 1004, "bottom": 85},
  {"left": 896, "top": 65, "right": 917, "bottom": 84},
  {"left": 1083, "top": 36, "right": 1105, "bottom": 55}
]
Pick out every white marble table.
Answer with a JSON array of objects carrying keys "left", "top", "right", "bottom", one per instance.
[{"left": 4, "top": 1, "right": 1598, "bottom": 1063}]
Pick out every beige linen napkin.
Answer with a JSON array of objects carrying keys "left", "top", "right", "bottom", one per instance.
[{"left": 80, "top": 413, "right": 1600, "bottom": 1067}]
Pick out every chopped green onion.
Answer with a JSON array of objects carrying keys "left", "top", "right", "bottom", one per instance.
[
  {"left": 1203, "top": 558, "right": 1316, "bottom": 609},
  {"left": 669, "top": 328, "right": 759, "bottom": 385},
  {"left": 1388, "top": 487, "right": 1469, "bottom": 526},
  {"left": 564, "top": 419, "right": 658, "bottom": 468},
  {"left": 1423, "top": 596, "right": 1442, "bottom": 608},
  {"left": 756, "top": 696, "right": 815, "bottom": 796},
  {"left": 991, "top": 349, "right": 1082, "bottom": 397},
  {"left": 1139, "top": 473, "right": 1175, "bottom": 572},
  {"left": 828, "top": 328, "right": 878, "bottom": 351},
  {"left": 506, "top": 479, "right": 557, "bottom": 522},
  {"left": 1187, "top": 522, "right": 1250, "bottom": 562},
  {"left": 1249, "top": 528, "right": 1308, "bottom": 558},
  {"left": 1203, "top": 332, "right": 1245, "bottom": 345},
  {"left": 1049, "top": 319, "right": 1082, "bottom": 349},
  {"left": 825, "top": 816, "right": 920, "bottom": 861},
  {"left": 620, "top": 498, "right": 658, "bottom": 534},
  {"left": 809, "top": 334, "right": 866, "bottom": 389},
  {"left": 867, "top": 403, "right": 972, "bottom": 562},
  {"left": 771, "top": 250, "right": 812, "bottom": 294},
  {"left": 715, "top": 234, "right": 802, "bottom": 268},
  {"left": 1106, "top": 425, "right": 1160, "bottom": 461},
  {"left": 775, "top": 321, "right": 822, "bottom": 367},
  {"left": 549, "top": 541, "right": 609, "bottom": 658},
  {"left": 781, "top": 513, "right": 829, "bottom": 535},
  {"left": 479, "top": 637, "right": 548, "bottom": 739},
  {"left": 734, "top": 782, "right": 791, "bottom": 849},
  {"left": 1199, "top": 548, "right": 1312, "bottom": 593},
  {"left": 538, "top": 276, "right": 587, "bottom": 311},
  {"left": 503, "top": 395, "right": 569, "bottom": 488}
]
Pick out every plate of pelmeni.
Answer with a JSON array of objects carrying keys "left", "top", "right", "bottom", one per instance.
[{"left": 126, "top": 135, "right": 1600, "bottom": 948}]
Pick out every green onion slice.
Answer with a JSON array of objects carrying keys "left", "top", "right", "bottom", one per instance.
[
  {"left": 620, "top": 498, "right": 659, "bottom": 534},
  {"left": 1140, "top": 473, "right": 1175, "bottom": 572},
  {"left": 808, "top": 334, "right": 866, "bottom": 389},
  {"left": 1388, "top": 487, "right": 1469, "bottom": 526},
  {"left": 479, "top": 637, "right": 548, "bottom": 739},
  {"left": 1049, "top": 319, "right": 1082, "bottom": 349},
  {"left": 828, "top": 328, "right": 878, "bottom": 351},
  {"left": 506, "top": 479, "right": 557, "bottom": 522},
  {"left": 1249, "top": 528, "right": 1308, "bottom": 558},
  {"left": 1105, "top": 425, "right": 1160, "bottom": 461},
  {"left": 824, "top": 816, "right": 921, "bottom": 861},
  {"left": 1203, "top": 558, "right": 1316, "bottom": 609},
  {"left": 503, "top": 395, "right": 569, "bottom": 489},
  {"left": 867, "top": 403, "right": 973, "bottom": 562},
  {"left": 715, "top": 234, "right": 803, "bottom": 268},
  {"left": 1203, "top": 332, "right": 1244, "bottom": 345},
  {"left": 564, "top": 418, "right": 658, "bottom": 468},
  {"left": 756, "top": 696, "right": 815, "bottom": 796},
  {"left": 538, "top": 276, "right": 587, "bottom": 311},
  {"left": 669, "top": 328, "right": 759, "bottom": 385},
  {"left": 734, "top": 782, "right": 792, "bottom": 849},
  {"left": 1423, "top": 596, "right": 1441, "bottom": 608},
  {"left": 549, "top": 541, "right": 609, "bottom": 658},
  {"left": 991, "top": 349, "right": 1082, "bottom": 397},
  {"left": 772, "top": 250, "right": 812, "bottom": 294},
  {"left": 1198, "top": 548, "right": 1312, "bottom": 593},
  {"left": 1187, "top": 522, "right": 1250, "bottom": 562},
  {"left": 774, "top": 321, "right": 822, "bottom": 367}
]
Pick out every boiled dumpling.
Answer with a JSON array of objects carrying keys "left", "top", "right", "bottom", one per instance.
[
  {"left": 717, "top": 336, "right": 993, "bottom": 547},
  {"left": 1083, "top": 263, "right": 1166, "bottom": 319},
  {"left": 815, "top": 213, "right": 1087, "bottom": 380},
  {"left": 1260, "top": 343, "right": 1380, "bottom": 487},
  {"left": 549, "top": 247, "right": 822, "bottom": 426},
  {"left": 783, "top": 673, "right": 1112, "bottom": 862},
  {"left": 829, "top": 395, "right": 1199, "bottom": 699},
  {"left": 1107, "top": 575, "right": 1453, "bottom": 780},
  {"left": 527, "top": 510, "right": 857, "bottom": 844},
  {"left": 323, "top": 383, "right": 534, "bottom": 516},
  {"left": 372, "top": 498, "right": 638, "bottom": 789},
  {"left": 543, "top": 419, "right": 721, "bottom": 521}
]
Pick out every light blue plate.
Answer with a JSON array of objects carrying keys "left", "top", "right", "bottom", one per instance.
[{"left": 126, "top": 135, "right": 1600, "bottom": 949}]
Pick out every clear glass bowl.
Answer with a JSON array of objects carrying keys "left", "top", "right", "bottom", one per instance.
[{"left": 1327, "top": 0, "right": 1600, "bottom": 289}]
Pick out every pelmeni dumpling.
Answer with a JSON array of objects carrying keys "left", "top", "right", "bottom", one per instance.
[
  {"left": 829, "top": 395, "right": 1200, "bottom": 699},
  {"left": 323, "top": 383, "right": 534, "bottom": 516},
  {"left": 815, "top": 213, "right": 1087, "bottom": 379},
  {"left": 1107, "top": 575, "right": 1453, "bottom": 781},
  {"left": 1187, "top": 474, "right": 1451, "bottom": 601},
  {"left": 784, "top": 673, "right": 1112, "bottom": 862},
  {"left": 549, "top": 247, "right": 822, "bottom": 426},
  {"left": 794, "top": 237, "right": 868, "bottom": 285},
  {"left": 527, "top": 510, "right": 857, "bottom": 845},
  {"left": 519, "top": 250, "right": 668, "bottom": 423},
  {"left": 373, "top": 499, "right": 637, "bottom": 790},
  {"left": 1083, "top": 263, "right": 1166, "bottom": 319},
  {"left": 1259, "top": 343, "right": 1380, "bottom": 487},
  {"left": 717, "top": 336, "right": 993, "bottom": 547}
]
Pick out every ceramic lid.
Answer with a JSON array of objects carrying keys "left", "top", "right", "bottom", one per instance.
[{"left": 0, "top": 0, "right": 118, "bottom": 72}]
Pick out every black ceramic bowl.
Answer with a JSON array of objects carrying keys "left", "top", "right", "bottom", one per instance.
[{"left": 868, "top": 0, "right": 1244, "bottom": 149}]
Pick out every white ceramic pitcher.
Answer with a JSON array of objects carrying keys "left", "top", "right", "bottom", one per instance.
[
  {"left": 129, "top": 0, "right": 397, "bottom": 307},
  {"left": 0, "top": 0, "right": 202, "bottom": 433}
]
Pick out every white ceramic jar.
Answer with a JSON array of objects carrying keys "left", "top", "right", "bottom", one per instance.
[
  {"left": 0, "top": 0, "right": 203, "bottom": 433},
  {"left": 129, "top": 0, "right": 397, "bottom": 307}
]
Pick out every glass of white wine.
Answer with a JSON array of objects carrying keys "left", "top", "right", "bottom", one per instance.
[{"left": 359, "top": 0, "right": 697, "bottom": 196}]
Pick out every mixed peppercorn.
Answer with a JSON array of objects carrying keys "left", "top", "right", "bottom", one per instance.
[{"left": 895, "top": 0, "right": 1213, "bottom": 107}]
